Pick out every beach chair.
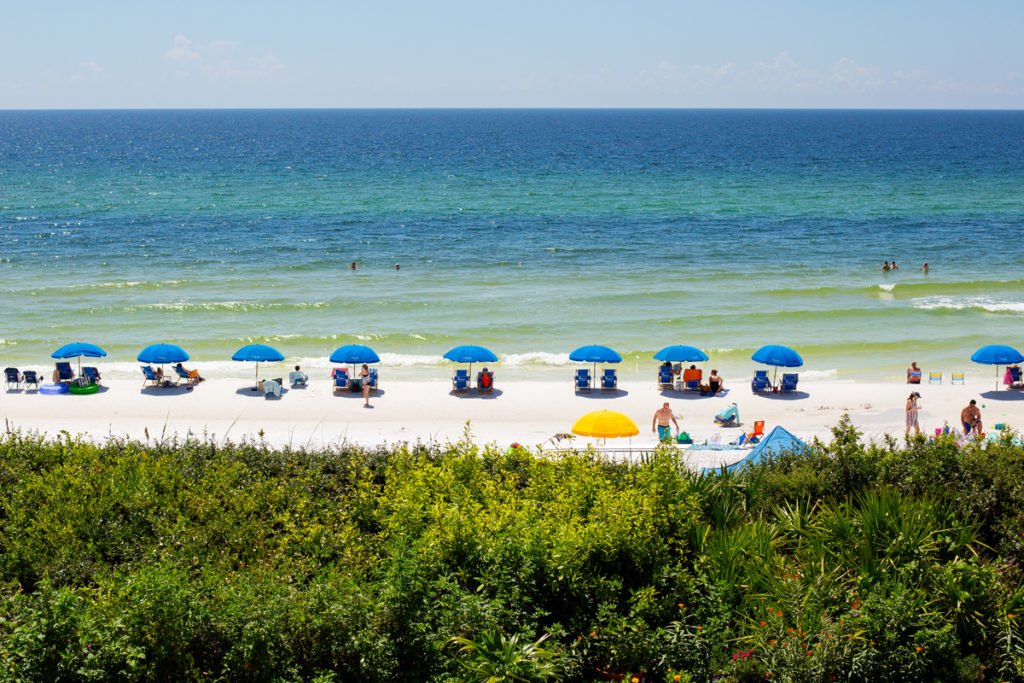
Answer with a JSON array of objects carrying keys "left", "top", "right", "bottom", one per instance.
[
  {"left": 951, "top": 372, "right": 965, "bottom": 385},
  {"left": 82, "top": 367, "right": 101, "bottom": 385},
  {"left": 574, "top": 368, "right": 591, "bottom": 393},
  {"left": 601, "top": 368, "right": 617, "bottom": 390},
  {"left": 263, "top": 378, "right": 283, "bottom": 398},
  {"left": 368, "top": 368, "right": 379, "bottom": 390},
  {"left": 1011, "top": 366, "right": 1023, "bottom": 389},
  {"left": 682, "top": 368, "right": 702, "bottom": 391},
  {"left": 141, "top": 365, "right": 161, "bottom": 387},
  {"left": 56, "top": 361, "right": 74, "bottom": 382},
  {"left": 332, "top": 368, "right": 349, "bottom": 393},
  {"left": 751, "top": 370, "right": 770, "bottom": 392},
  {"left": 452, "top": 369, "right": 470, "bottom": 393},
  {"left": 780, "top": 373, "right": 799, "bottom": 392},
  {"left": 657, "top": 366, "right": 674, "bottom": 390},
  {"left": 928, "top": 372, "right": 942, "bottom": 384},
  {"left": 288, "top": 370, "right": 308, "bottom": 387},
  {"left": 748, "top": 420, "right": 765, "bottom": 441},
  {"left": 172, "top": 364, "right": 196, "bottom": 385},
  {"left": 22, "top": 370, "right": 40, "bottom": 390},
  {"left": 907, "top": 370, "right": 922, "bottom": 384},
  {"left": 4, "top": 368, "right": 21, "bottom": 391},
  {"left": 477, "top": 370, "right": 494, "bottom": 394}
]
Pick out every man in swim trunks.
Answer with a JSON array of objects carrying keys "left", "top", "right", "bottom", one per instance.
[
  {"left": 960, "top": 399, "right": 982, "bottom": 436},
  {"left": 652, "top": 402, "right": 679, "bottom": 443}
]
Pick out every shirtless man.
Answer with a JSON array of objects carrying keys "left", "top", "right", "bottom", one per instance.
[
  {"left": 960, "top": 399, "right": 982, "bottom": 437},
  {"left": 652, "top": 402, "right": 680, "bottom": 443}
]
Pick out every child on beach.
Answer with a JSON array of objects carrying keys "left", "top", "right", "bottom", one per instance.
[{"left": 905, "top": 392, "right": 921, "bottom": 438}]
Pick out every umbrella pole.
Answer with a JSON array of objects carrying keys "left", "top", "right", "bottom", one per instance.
[{"left": 997, "top": 364, "right": 1000, "bottom": 392}]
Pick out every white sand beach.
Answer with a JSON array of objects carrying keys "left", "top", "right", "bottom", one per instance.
[{"left": 3, "top": 377, "right": 1020, "bottom": 464}]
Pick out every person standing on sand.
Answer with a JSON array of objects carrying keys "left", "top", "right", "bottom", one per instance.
[
  {"left": 652, "top": 402, "right": 679, "bottom": 443},
  {"left": 960, "top": 399, "right": 982, "bottom": 437},
  {"left": 360, "top": 363, "right": 371, "bottom": 407},
  {"left": 905, "top": 392, "right": 921, "bottom": 438}
]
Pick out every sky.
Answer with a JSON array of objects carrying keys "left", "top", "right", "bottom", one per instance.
[{"left": 1, "top": 1, "right": 1022, "bottom": 109}]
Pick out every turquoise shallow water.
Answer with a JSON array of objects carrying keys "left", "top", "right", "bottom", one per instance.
[{"left": 2, "top": 109, "right": 1023, "bottom": 380}]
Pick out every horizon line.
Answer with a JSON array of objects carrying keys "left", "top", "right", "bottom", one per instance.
[{"left": 2, "top": 105, "right": 1024, "bottom": 113}]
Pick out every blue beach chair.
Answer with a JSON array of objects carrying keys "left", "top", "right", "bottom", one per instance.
[
  {"left": 452, "top": 369, "right": 470, "bottom": 392},
  {"left": 82, "top": 367, "right": 101, "bottom": 385},
  {"left": 574, "top": 368, "right": 591, "bottom": 393},
  {"left": 22, "top": 370, "right": 40, "bottom": 390},
  {"left": 601, "top": 368, "right": 617, "bottom": 391},
  {"left": 56, "top": 361, "right": 74, "bottom": 382},
  {"left": 657, "top": 365, "right": 674, "bottom": 390},
  {"left": 780, "top": 373, "right": 799, "bottom": 392},
  {"left": 368, "top": 368, "right": 379, "bottom": 390},
  {"left": 332, "top": 368, "right": 349, "bottom": 393},
  {"left": 141, "top": 365, "right": 160, "bottom": 387},
  {"left": 752, "top": 370, "right": 771, "bottom": 392},
  {"left": 4, "top": 368, "right": 21, "bottom": 391}
]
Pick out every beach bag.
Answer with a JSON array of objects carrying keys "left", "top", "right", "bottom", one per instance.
[{"left": 676, "top": 431, "right": 692, "bottom": 445}]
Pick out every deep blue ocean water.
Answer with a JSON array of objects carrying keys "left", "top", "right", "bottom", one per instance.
[{"left": 2, "top": 109, "right": 1023, "bottom": 379}]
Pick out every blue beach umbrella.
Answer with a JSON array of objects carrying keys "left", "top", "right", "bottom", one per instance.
[
  {"left": 752, "top": 344, "right": 804, "bottom": 384},
  {"left": 137, "top": 343, "right": 190, "bottom": 365},
  {"left": 52, "top": 342, "right": 107, "bottom": 375},
  {"left": 570, "top": 344, "right": 623, "bottom": 379},
  {"left": 443, "top": 345, "right": 499, "bottom": 378},
  {"left": 971, "top": 344, "right": 1024, "bottom": 390},
  {"left": 330, "top": 344, "right": 381, "bottom": 365},
  {"left": 232, "top": 344, "right": 285, "bottom": 386},
  {"left": 653, "top": 345, "right": 709, "bottom": 363}
]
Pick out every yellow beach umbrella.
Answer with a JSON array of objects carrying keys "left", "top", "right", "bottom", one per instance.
[{"left": 572, "top": 410, "right": 640, "bottom": 439}]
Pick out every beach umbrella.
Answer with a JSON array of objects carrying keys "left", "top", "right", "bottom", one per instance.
[
  {"left": 653, "top": 345, "right": 709, "bottom": 363},
  {"left": 443, "top": 344, "right": 499, "bottom": 378},
  {"left": 51, "top": 342, "right": 107, "bottom": 376},
  {"left": 752, "top": 344, "right": 804, "bottom": 384},
  {"left": 571, "top": 410, "right": 639, "bottom": 439},
  {"left": 330, "top": 344, "right": 381, "bottom": 365},
  {"left": 971, "top": 344, "right": 1024, "bottom": 390},
  {"left": 137, "top": 343, "right": 189, "bottom": 365},
  {"left": 232, "top": 343, "right": 285, "bottom": 387},
  {"left": 570, "top": 344, "right": 623, "bottom": 379}
]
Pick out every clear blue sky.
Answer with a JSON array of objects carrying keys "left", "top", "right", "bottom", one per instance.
[{"left": 2, "top": 1, "right": 1022, "bottom": 108}]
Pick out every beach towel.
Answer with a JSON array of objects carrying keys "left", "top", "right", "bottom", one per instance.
[{"left": 263, "top": 379, "right": 282, "bottom": 398}]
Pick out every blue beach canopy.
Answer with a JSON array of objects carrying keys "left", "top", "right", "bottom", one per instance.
[
  {"left": 569, "top": 345, "right": 623, "bottom": 364},
  {"left": 51, "top": 342, "right": 107, "bottom": 359},
  {"left": 752, "top": 344, "right": 804, "bottom": 368},
  {"left": 443, "top": 345, "right": 499, "bottom": 364},
  {"left": 653, "top": 345, "right": 709, "bottom": 363},
  {"left": 702, "top": 426, "right": 808, "bottom": 475},
  {"left": 137, "top": 343, "right": 189, "bottom": 364},
  {"left": 330, "top": 344, "right": 381, "bottom": 365},
  {"left": 970, "top": 344, "right": 1024, "bottom": 365},
  {"left": 232, "top": 344, "right": 285, "bottom": 363}
]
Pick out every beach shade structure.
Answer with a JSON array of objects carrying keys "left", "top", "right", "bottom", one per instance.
[
  {"left": 570, "top": 344, "right": 623, "bottom": 381},
  {"left": 51, "top": 342, "right": 107, "bottom": 376},
  {"left": 970, "top": 344, "right": 1024, "bottom": 390},
  {"left": 571, "top": 410, "right": 639, "bottom": 439},
  {"left": 752, "top": 344, "right": 804, "bottom": 384},
  {"left": 702, "top": 426, "right": 808, "bottom": 475},
  {"left": 137, "top": 343, "right": 189, "bottom": 365},
  {"left": 653, "top": 345, "right": 709, "bottom": 363},
  {"left": 232, "top": 344, "right": 285, "bottom": 388},
  {"left": 329, "top": 344, "right": 381, "bottom": 365},
  {"left": 443, "top": 345, "right": 499, "bottom": 380}
]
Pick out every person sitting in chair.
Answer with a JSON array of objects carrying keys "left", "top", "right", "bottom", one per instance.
[
  {"left": 907, "top": 362, "right": 922, "bottom": 384},
  {"left": 175, "top": 362, "right": 205, "bottom": 383},
  {"left": 289, "top": 364, "right": 308, "bottom": 386},
  {"left": 478, "top": 367, "right": 494, "bottom": 392}
]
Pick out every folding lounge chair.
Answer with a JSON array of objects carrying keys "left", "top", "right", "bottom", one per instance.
[
  {"left": 574, "top": 368, "right": 591, "bottom": 393},
  {"left": 747, "top": 420, "right": 765, "bottom": 441},
  {"left": 1012, "top": 366, "right": 1023, "bottom": 389},
  {"left": 4, "top": 368, "right": 21, "bottom": 391},
  {"left": 951, "top": 372, "right": 965, "bottom": 385},
  {"left": 452, "top": 369, "right": 470, "bottom": 393},
  {"left": 928, "top": 372, "right": 942, "bottom": 384},
  {"left": 780, "top": 373, "right": 799, "bottom": 392},
  {"left": 22, "top": 370, "right": 40, "bottom": 390},
  {"left": 82, "top": 367, "right": 101, "bottom": 385},
  {"left": 368, "top": 368, "right": 379, "bottom": 390},
  {"left": 332, "top": 368, "right": 349, "bottom": 393},
  {"left": 263, "top": 378, "right": 283, "bottom": 398},
  {"left": 173, "top": 365, "right": 195, "bottom": 385},
  {"left": 141, "top": 365, "right": 161, "bottom": 387},
  {"left": 751, "top": 370, "right": 771, "bottom": 392},
  {"left": 477, "top": 371, "right": 494, "bottom": 394},
  {"left": 683, "top": 368, "right": 702, "bottom": 391},
  {"left": 56, "top": 362, "right": 74, "bottom": 381},
  {"left": 657, "top": 366, "right": 674, "bottom": 390},
  {"left": 601, "top": 368, "right": 617, "bottom": 390},
  {"left": 907, "top": 370, "right": 922, "bottom": 384}
]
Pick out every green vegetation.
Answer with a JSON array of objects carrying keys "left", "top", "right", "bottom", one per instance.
[{"left": 1, "top": 417, "right": 1023, "bottom": 681}]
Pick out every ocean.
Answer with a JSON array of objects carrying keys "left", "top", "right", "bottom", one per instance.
[{"left": 2, "top": 109, "right": 1023, "bottom": 380}]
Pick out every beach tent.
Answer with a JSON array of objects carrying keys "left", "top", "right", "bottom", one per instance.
[{"left": 702, "top": 425, "right": 808, "bottom": 474}]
